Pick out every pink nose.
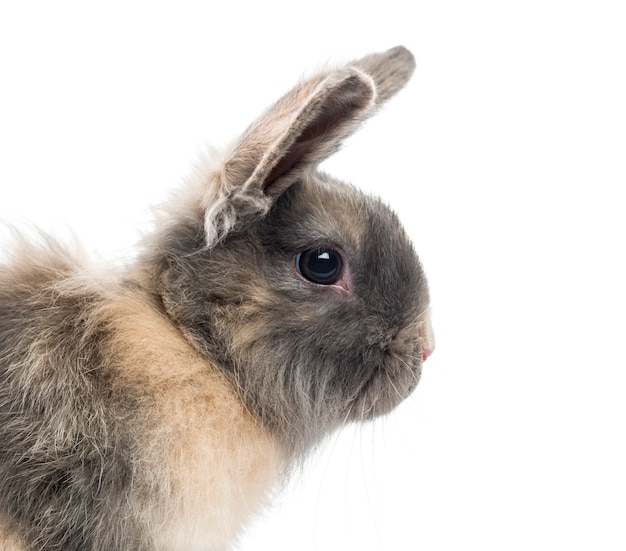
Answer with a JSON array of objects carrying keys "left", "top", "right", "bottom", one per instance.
[{"left": 420, "top": 310, "right": 435, "bottom": 362}]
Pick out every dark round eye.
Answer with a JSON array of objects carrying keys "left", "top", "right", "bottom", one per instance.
[{"left": 296, "top": 248, "right": 343, "bottom": 285}]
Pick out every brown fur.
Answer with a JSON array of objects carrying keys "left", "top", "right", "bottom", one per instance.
[
  {"left": 103, "top": 285, "right": 282, "bottom": 549},
  {"left": 0, "top": 514, "right": 26, "bottom": 551}
]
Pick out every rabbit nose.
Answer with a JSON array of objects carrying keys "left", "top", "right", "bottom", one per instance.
[{"left": 420, "top": 310, "right": 435, "bottom": 362}]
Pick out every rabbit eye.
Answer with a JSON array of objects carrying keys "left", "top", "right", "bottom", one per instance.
[{"left": 296, "top": 248, "right": 343, "bottom": 285}]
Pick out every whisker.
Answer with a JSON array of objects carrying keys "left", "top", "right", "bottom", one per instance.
[
  {"left": 390, "top": 351, "right": 422, "bottom": 385},
  {"left": 383, "top": 370, "right": 406, "bottom": 402}
]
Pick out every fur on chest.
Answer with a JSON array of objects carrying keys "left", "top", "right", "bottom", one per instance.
[{"left": 105, "top": 293, "right": 284, "bottom": 550}]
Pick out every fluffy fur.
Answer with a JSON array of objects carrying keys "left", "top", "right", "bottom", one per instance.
[{"left": 0, "top": 46, "right": 432, "bottom": 550}]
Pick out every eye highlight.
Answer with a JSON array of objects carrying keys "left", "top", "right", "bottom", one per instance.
[{"left": 296, "top": 248, "right": 343, "bottom": 285}]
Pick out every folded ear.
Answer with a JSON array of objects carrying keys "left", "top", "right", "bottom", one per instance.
[{"left": 200, "top": 46, "right": 415, "bottom": 246}]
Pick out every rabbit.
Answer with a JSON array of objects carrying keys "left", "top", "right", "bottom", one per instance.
[{"left": 0, "top": 45, "right": 434, "bottom": 551}]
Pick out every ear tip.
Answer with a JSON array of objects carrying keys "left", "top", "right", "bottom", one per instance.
[
  {"left": 387, "top": 45, "right": 417, "bottom": 70},
  {"left": 352, "top": 45, "right": 417, "bottom": 104},
  {"left": 383, "top": 45, "right": 417, "bottom": 84}
]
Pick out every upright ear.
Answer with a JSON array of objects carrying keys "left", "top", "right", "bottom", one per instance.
[{"left": 199, "top": 46, "right": 416, "bottom": 246}]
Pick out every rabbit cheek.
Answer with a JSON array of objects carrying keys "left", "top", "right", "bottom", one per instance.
[{"left": 353, "top": 332, "right": 423, "bottom": 419}]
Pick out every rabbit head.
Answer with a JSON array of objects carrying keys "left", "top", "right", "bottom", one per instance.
[{"left": 145, "top": 46, "right": 433, "bottom": 458}]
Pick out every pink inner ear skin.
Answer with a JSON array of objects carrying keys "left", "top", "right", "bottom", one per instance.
[
  {"left": 262, "top": 107, "right": 348, "bottom": 191},
  {"left": 263, "top": 138, "right": 321, "bottom": 191},
  {"left": 262, "top": 77, "right": 375, "bottom": 192}
]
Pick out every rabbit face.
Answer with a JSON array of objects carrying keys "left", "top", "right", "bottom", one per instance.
[
  {"left": 154, "top": 171, "right": 430, "bottom": 456},
  {"left": 258, "top": 173, "right": 430, "bottom": 413},
  {"left": 146, "top": 46, "right": 431, "bottom": 457}
]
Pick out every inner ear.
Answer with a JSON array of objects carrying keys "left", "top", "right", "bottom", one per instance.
[
  {"left": 262, "top": 139, "right": 317, "bottom": 190},
  {"left": 263, "top": 76, "right": 374, "bottom": 191}
]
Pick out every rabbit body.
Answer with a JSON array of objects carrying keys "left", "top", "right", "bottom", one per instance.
[
  {"left": 0, "top": 243, "right": 281, "bottom": 550},
  {"left": 0, "top": 46, "right": 432, "bottom": 550}
]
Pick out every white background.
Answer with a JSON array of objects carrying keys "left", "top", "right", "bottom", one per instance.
[{"left": 1, "top": 2, "right": 625, "bottom": 550}]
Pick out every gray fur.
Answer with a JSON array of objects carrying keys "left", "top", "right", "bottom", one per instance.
[
  {"left": 0, "top": 46, "right": 429, "bottom": 549},
  {"left": 0, "top": 243, "right": 147, "bottom": 549},
  {"left": 147, "top": 171, "right": 428, "bottom": 457}
]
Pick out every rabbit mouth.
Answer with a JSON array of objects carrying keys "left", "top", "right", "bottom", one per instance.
[
  {"left": 344, "top": 346, "right": 423, "bottom": 421},
  {"left": 346, "top": 349, "right": 422, "bottom": 421},
  {"left": 346, "top": 311, "right": 433, "bottom": 420}
]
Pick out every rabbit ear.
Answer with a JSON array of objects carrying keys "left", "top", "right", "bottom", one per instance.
[
  {"left": 352, "top": 45, "right": 417, "bottom": 107},
  {"left": 200, "top": 46, "right": 415, "bottom": 246}
]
